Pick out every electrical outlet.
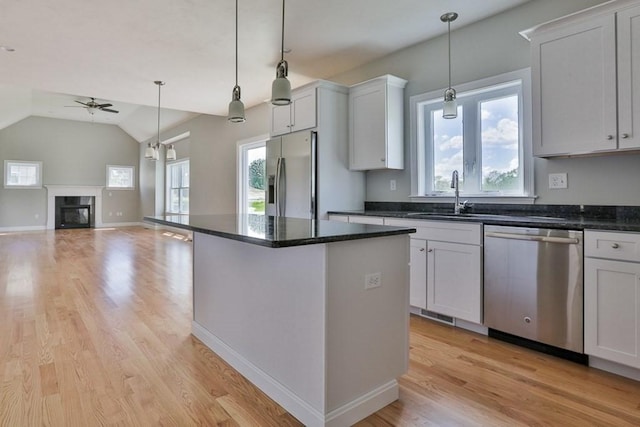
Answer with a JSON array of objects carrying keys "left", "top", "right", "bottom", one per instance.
[
  {"left": 365, "top": 272, "right": 382, "bottom": 290},
  {"left": 548, "top": 173, "right": 568, "bottom": 189},
  {"left": 390, "top": 179, "right": 397, "bottom": 191}
]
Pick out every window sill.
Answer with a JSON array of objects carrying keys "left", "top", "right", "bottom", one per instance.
[{"left": 409, "top": 194, "right": 538, "bottom": 205}]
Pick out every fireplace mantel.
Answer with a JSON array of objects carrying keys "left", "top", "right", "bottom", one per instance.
[{"left": 45, "top": 185, "right": 104, "bottom": 230}]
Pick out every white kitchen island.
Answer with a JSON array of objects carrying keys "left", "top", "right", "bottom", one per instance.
[{"left": 145, "top": 214, "right": 414, "bottom": 427}]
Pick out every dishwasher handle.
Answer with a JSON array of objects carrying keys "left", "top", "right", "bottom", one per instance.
[{"left": 485, "top": 231, "right": 579, "bottom": 245}]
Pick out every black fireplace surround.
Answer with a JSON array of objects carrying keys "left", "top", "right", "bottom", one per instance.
[{"left": 55, "top": 196, "right": 94, "bottom": 229}]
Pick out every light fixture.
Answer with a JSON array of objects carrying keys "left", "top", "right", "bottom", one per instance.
[
  {"left": 145, "top": 80, "right": 165, "bottom": 161},
  {"left": 271, "top": 0, "right": 291, "bottom": 105},
  {"left": 166, "top": 144, "right": 177, "bottom": 161},
  {"left": 144, "top": 142, "right": 155, "bottom": 159},
  {"left": 228, "top": 0, "right": 246, "bottom": 122},
  {"left": 441, "top": 12, "right": 458, "bottom": 119}
]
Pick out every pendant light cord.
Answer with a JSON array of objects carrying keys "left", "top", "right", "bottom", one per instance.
[
  {"left": 447, "top": 20, "right": 451, "bottom": 89},
  {"left": 280, "top": 0, "right": 285, "bottom": 62},
  {"left": 157, "top": 83, "right": 161, "bottom": 145},
  {"left": 235, "top": 0, "right": 239, "bottom": 86}
]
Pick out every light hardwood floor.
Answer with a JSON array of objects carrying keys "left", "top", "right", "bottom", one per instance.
[{"left": 1, "top": 227, "right": 639, "bottom": 426}]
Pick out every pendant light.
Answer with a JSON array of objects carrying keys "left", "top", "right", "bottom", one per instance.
[
  {"left": 145, "top": 80, "right": 165, "bottom": 161},
  {"left": 271, "top": 0, "right": 291, "bottom": 105},
  {"left": 228, "top": 0, "right": 246, "bottom": 122},
  {"left": 166, "top": 144, "right": 176, "bottom": 161},
  {"left": 441, "top": 12, "right": 458, "bottom": 119}
]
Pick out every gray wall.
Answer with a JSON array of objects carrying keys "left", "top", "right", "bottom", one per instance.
[
  {"left": 329, "top": 0, "right": 638, "bottom": 206},
  {"left": 0, "top": 116, "right": 140, "bottom": 228},
  {"left": 146, "top": 0, "right": 634, "bottom": 216},
  {"left": 140, "top": 103, "right": 270, "bottom": 217}
]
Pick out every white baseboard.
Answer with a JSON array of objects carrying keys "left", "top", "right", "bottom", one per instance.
[
  {"left": 589, "top": 356, "right": 640, "bottom": 381},
  {"left": 0, "top": 225, "right": 47, "bottom": 233},
  {"left": 192, "top": 321, "right": 398, "bottom": 427}
]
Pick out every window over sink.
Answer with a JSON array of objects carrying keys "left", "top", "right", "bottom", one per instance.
[{"left": 410, "top": 68, "right": 534, "bottom": 201}]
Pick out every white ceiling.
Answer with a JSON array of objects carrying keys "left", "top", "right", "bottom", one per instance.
[{"left": 0, "top": 0, "right": 531, "bottom": 142}]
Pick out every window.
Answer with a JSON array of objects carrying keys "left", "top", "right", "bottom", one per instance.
[
  {"left": 166, "top": 160, "right": 189, "bottom": 214},
  {"left": 237, "top": 136, "right": 267, "bottom": 214},
  {"left": 4, "top": 160, "right": 42, "bottom": 188},
  {"left": 106, "top": 165, "right": 135, "bottom": 189},
  {"left": 411, "top": 69, "right": 532, "bottom": 200}
]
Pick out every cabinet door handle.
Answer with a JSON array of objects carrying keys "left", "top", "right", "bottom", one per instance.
[
  {"left": 419, "top": 248, "right": 425, "bottom": 252},
  {"left": 622, "top": 133, "right": 630, "bottom": 139},
  {"left": 612, "top": 243, "right": 620, "bottom": 249},
  {"left": 380, "top": 158, "right": 385, "bottom": 162},
  {"left": 428, "top": 249, "right": 433, "bottom": 252},
  {"left": 606, "top": 135, "right": 614, "bottom": 140}
]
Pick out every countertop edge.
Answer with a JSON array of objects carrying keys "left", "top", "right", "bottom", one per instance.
[
  {"left": 144, "top": 216, "right": 416, "bottom": 248},
  {"left": 328, "top": 211, "right": 640, "bottom": 232}
]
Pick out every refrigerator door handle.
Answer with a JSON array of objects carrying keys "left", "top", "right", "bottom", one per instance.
[
  {"left": 278, "top": 157, "right": 286, "bottom": 216},
  {"left": 275, "top": 157, "right": 281, "bottom": 216}
]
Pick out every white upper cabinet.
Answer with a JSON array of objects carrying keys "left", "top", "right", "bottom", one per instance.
[
  {"left": 349, "top": 75, "right": 407, "bottom": 170},
  {"left": 524, "top": 1, "right": 640, "bottom": 157},
  {"left": 270, "top": 86, "right": 317, "bottom": 136}
]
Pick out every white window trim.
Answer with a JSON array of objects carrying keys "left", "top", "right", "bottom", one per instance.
[
  {"left": 4, "top": 160, "right": 43, "bottom": 189},
  {"left": 106, "top": 165, "right": 136, "bottom": 190},
  {"left": 165, "top": 159, "right": 189, "bottom": 214},
  {"left": 236, "top": 134, "right": 269, "bottom": 214},
  {"left": 409, "top": 68, "right": 535, "bottom": 203}
]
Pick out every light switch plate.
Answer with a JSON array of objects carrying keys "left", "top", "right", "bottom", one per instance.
[{"left": 549, "top": 173, "right": 568, "bottom": 189}]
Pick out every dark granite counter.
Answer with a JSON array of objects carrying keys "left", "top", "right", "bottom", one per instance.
[
  {"left": 328, "top": 203, "right": 640, "bottom": 232},
  {"left": 144, "top": 214, "right": 416, "bottom": 248}
]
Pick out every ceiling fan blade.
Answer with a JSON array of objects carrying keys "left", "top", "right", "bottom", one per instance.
[
  {"left": 101, "top": 108, "right": 119, "bottom": 114},
  {"left": 64, "top": 105, "right": 86, "bottom": 108},
  {"left": 75, "top": 100, "right": 90, "bottom": 107},
  {"left": 97, "top": 103, "right": 112, "bottom": 108}
]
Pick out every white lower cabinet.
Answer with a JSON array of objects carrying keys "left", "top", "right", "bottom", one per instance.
[
  {"left": 385, "top": 218, "right": 482, "bottom": 324},
  {"left": 409, "top": 239, "right": 427, "bottom": 310},
  {"left": 585, "top": 230, "right": 640, "bottom": 369},
  {"left": 427, "top": 240, "right": 482, "bottom": 323}
]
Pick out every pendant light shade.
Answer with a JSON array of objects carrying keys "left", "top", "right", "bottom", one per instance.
[
  {"left": 441, "top": 12, "right": 458, "bottom": 119},
  {"left": 144, "top": 142, "right": 154, "bottom": 159},
  {"left": 271, "top": 0, "right": 291, "bottom": 105},
  {"left": 228, "top": 0, "right": 246, "bottom": 122},
  {"left": 166, "top": 144, "right": 177, "bottom": 161}
]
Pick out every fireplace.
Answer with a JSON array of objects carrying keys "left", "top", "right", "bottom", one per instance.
[{"left": 55, "top": 196, "right": 94, "bottom": 229}]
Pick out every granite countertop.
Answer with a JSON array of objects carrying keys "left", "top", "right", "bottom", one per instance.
[
  {"left": 144, "top": 214, "right": 416, "bottom": 248},
  {"left": 329, "top": 203, "right": 640, "bottom": 232}
]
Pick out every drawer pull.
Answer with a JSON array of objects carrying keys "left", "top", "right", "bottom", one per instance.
[{"left": 611, "top": 243, "right": 620, "bottom": 249}]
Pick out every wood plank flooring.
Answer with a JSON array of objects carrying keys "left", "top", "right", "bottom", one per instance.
[{"left": 1, "top": 227, "right": 639, "bottom": 426}]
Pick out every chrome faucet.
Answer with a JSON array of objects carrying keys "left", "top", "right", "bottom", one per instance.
[
  {"left": 450, "top": 170, "right": 469, "bottom": 214},
  {"left": 451, "top": 170, "right": 460, "bottom": 214}
]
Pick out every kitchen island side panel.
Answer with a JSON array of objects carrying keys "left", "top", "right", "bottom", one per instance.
[
  {"left": 192, "top": 232, "right": 327, "bottom": 412},
  {"left": 325, "top": 234, "right": 410, "bottom": 413}
]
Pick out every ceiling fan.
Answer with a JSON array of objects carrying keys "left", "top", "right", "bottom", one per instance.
[{"left": 66, "top": 97, "right": 119, "bottom": 115}]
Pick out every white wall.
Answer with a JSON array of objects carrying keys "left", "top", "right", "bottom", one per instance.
[
  {"left": 329, "top": 0, "right": 637, "bottom": 206},
  {"left": 0, "top": 116, "right": 140, "bottom": 228}
]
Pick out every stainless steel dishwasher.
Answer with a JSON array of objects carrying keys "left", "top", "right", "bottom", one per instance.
[{"left": 484, "top": 225, "right": 584, "bottom": 355}]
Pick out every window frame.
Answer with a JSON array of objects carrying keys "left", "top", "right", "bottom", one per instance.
[
  {"left": 236, "top": 134, "right": 268, "bottom": 214},
  {"left": 165, "top": 159, "right": 189, "bottom": 215},
  {"left": 410, "top": 68, "right": 534, "bottom": 202},
  {"left": 106, "top": 165, "right": 136, "bottom": 190},
  {"left": 4, "top": 160, "right": 43, "bottom": 189}
]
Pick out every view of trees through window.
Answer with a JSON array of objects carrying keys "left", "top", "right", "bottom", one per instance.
[
  {"left": 427, "top": 85, "right": 522, "bottom": 195},
  {"left": 246, "top": 146, "right": 265, "bottom": 214}
]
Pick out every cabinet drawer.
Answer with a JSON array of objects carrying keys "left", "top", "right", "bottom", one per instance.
[
  {"left": 585, "top": 230, "right": 640, "bottom": 262},
  {"left": 384, "top": 218, "right": 481, "bottom": 245}
]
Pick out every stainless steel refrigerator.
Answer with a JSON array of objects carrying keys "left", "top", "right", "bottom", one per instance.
[{"left": 266, "top": 131, "right": 317, "bottom": 219}]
